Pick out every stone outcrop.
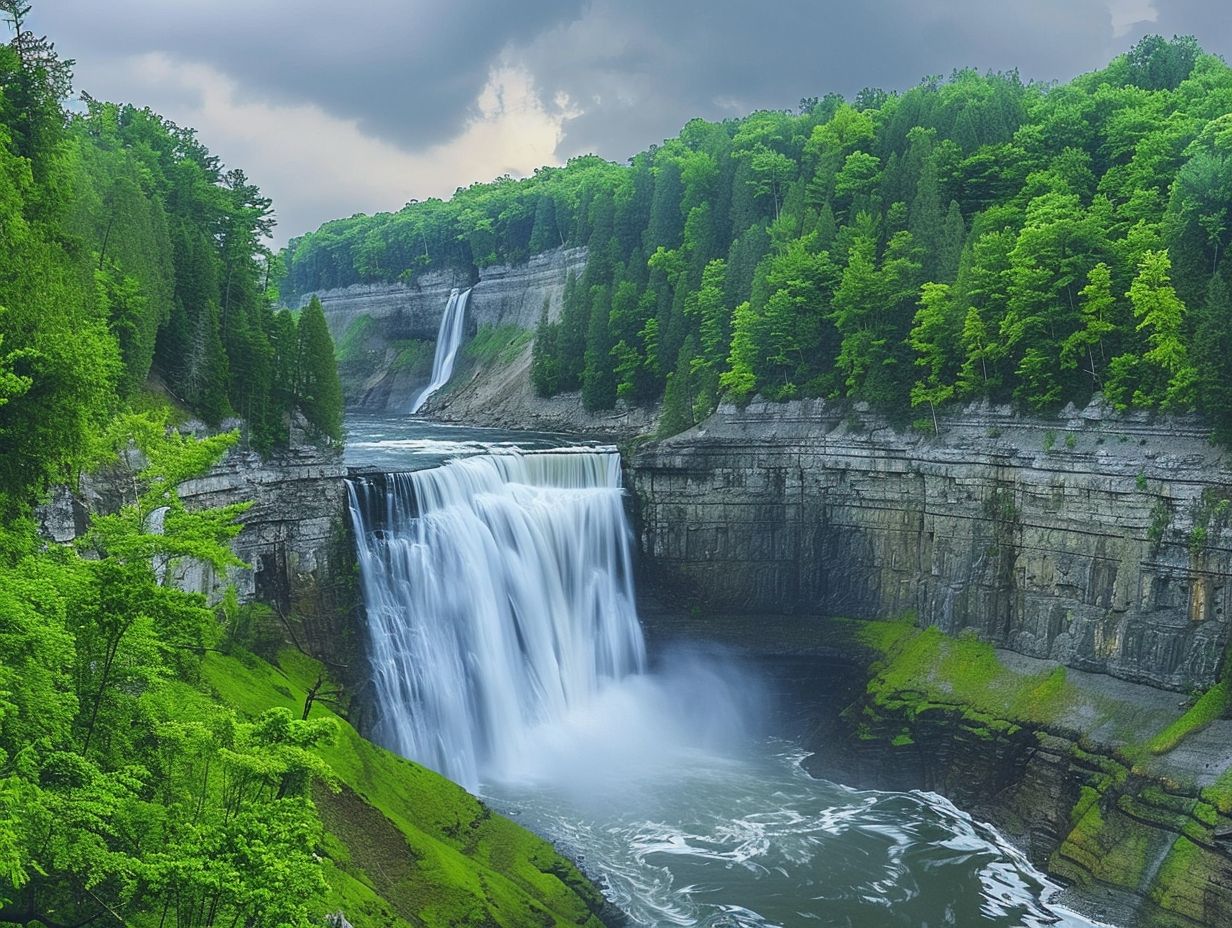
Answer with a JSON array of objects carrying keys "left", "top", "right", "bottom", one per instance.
[
  {"left": 300, "top": 247, "right": 587, "bottom": 409},
  {"left": 172, "top": 445, "right": 350, "bottom": 611},
  {"left": 39, "top": 442, "right": 350, "bottom": 611},
  {"left": 630, "top": 397, "right": 1232, "bottom": 692},
  {"left": 422, "top": 340, "right": 660, "bottom": 438}
]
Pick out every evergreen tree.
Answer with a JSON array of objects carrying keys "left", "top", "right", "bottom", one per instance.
[
  {"left": 1106, "top": 250, "right": 1195, "bottom": 409},
  {"left": 295, "top": 298, "right": 343, "bottom": 443},
  {"left": 531, "top": 303, "right": 563, "bottom": 397},
  {"left": 909, "top": 282, "right": 959, "bottom": 431},
  {"left": 582, "top": 285, "right": 617, "bottom": 410},
  {"left": 1193, "top": 271, "right": 1232, "bottom": 443}
]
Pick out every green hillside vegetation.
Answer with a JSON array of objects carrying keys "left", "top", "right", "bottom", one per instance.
[
  {"left": 202, "top": 648, "right": 610, "bottom": 928},
  {"left": 282, "top": 36, "right": 1232, "bottom": 440},
  {"left": 0, "top": 0, "right": 343, "bottom": 522},
  {"left": 0, "top": 412, "right": 609, "bottom": 927},
  {"left": 0, "top": 6, "right": 604, "bottom": 926}
]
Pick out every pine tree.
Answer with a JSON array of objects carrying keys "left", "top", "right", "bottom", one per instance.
[
  {"left": 581, "top": 285, "right": 616, "bottom": 410},
  {"left": 295, "top": 298, "right": 343, "bottom": 442},
  {"left": 531, "top": 303, "right": 562, "bottom": 397},
  {"left": 658, "top": 342, "right": 697, "bottom": 438},
  {"left": 909, "top": 282, "right": 958, "bottom": 431}
]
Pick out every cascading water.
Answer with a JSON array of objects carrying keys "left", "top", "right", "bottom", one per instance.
[
  {"left": 409, "top": 286, "right": 471, "bottom": 413},
  {"left": 346, "top": 449, "right": 646, "bottom": 789},
  {"left": 345, "top": 420, "right": 1109, "bottom": 928}
]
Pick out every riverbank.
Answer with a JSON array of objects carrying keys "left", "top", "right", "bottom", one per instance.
[{"left": 637, "top": 596, "right": 1232, "bottom": 928}]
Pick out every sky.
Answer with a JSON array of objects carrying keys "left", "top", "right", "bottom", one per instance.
[{"left": 21, "top": 1, "right": 1232, "bottom": 246}]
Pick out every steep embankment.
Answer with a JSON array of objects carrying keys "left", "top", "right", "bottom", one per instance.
[
  {"left": 629, "top": 398, "right": 1232, "bottom": 927},
  {"left": 204, "top": 646, "right": 616, "bottom": 928},
  {"left": 36, "top": 442, "right": 618, "bottom": 928},
  {"left": 304, "top": 247, "right": 583, "bottom": 410},
  {"left": 632, "top": 397, "right": 1232, "bottom": 691},
  {"left": 300, "top": 246, "right": 658, "bottom": 436}
]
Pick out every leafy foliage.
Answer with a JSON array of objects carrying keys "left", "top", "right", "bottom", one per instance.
[{"left": 287, "top": 36, "right": 1232, "bottom": 442}]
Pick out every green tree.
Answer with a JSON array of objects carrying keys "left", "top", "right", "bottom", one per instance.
[
  {"left": 295, "top": 297, "right": 343, "bottom": 443},
  {"left": 1060, "top": 262, "right": 1117, "bottom": 391},
  {"left": 909, "top": 282, "right": 959, "bottom": 431},
  {"left": 1193, "top": 272, "right": 1232, "bottom": 442},
  {"left": 1106, "top": 250, "right": 1195, "bottom": 409}
]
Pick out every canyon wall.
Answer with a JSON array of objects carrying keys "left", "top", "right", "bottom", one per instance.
[
  {"left": 39, "top": 441, "right": 350, "bottom": 612},
  {"left": 630, "top": 397, "right": 1232, "bottom": 691},
  {"left": 299, "top": 247, "right": 587, "bottom": 409}
]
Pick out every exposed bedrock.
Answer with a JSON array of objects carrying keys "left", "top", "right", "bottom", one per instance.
[
  {"left": 629, "top": 397, "right": 1232, "bottom": 692},
  {"left": 298, "top": 247, "right": 587, "bottom": 409}
]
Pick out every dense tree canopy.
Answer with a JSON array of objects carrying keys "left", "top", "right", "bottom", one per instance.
[
  {"left": 0, "top": 5, "right": 343, "bottom": 516},
  {"left": 0, "top": 7, "right": 351, "bottom": 920},
  {"left": 285, "top": 35, "right": 1232, "bottom": 439}
]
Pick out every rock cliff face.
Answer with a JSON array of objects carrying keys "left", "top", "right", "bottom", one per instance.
[
  {"left": 172, "top": 445, "right": 350, "bottom": 611},
  {"left": 39, "top": 443, "right": 350, "bottom": 611},
  {"left": 630, "top": 398, "right": 1232, "bottom": 692},
  {"left": 300, "top": 247, "right": 587, "bottom": 409}
]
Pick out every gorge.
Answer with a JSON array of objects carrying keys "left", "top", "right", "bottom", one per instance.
[
  {"left": 338, "top": 421, "right": 1113, "bottom": 927},
  {"left": 266, "top": 239, "right": 1232, "bottom": 927},
  {"left": 8, "top": 14, "right": 1232, "bottom": 926}
]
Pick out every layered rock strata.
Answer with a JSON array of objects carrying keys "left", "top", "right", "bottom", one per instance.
[{"left": 630, "top": 397, "right": 1232, "bottom": 692}]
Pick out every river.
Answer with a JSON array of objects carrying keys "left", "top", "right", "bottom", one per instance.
[{"left": 345, "top": 413, "right": 1108, "bottom": 928}]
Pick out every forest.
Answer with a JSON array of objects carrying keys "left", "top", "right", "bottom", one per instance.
[
  {"left": 0, "top": 2, "right": 349, "bottom": 924},
  {"left": 282, "top": 35, "right": 1232, "bottom": 441}
]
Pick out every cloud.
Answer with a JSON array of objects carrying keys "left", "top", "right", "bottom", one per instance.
[
  {"left": 19, "top": 0, "right": 1232, "bottom": 242},
  {"left": 34, "top": 0, "right": 586, "bottom": 151},
  {"left": 513, "top": 0, "right": 1125, "bottom": 160},
  {"left": 70, "top": 53, "right": 567, "bottom": 245},
  {"left": 1146, "top": 0, "right": 1232, "bottom": 55}
]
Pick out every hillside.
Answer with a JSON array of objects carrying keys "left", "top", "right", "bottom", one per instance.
[{"left": 284, "top": 36, "right": 1232, "bottom": 442}]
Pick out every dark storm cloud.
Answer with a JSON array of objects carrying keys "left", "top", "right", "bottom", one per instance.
[
  {"left": 514, "top": 0, "right": 1125, "bottom": 160},
  {"left": 31, "top": 0, "right": 587, "bottom": 149},
  {"left": 22, "top": 0, "right": 1232, "bottom": 215},
  {"left": 1148, "top": 0, "right": 1232, "bottom": 57}
]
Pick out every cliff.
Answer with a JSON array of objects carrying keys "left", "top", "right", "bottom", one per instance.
[
  {"left": 630, "top": 397, "right": 1232, "bottom": 693},
  {"left": 301, "top": 247, "right": 587, "bottom": 410},
  {"left": 38, "top": 439, "right": 352, "bottom": 639}
]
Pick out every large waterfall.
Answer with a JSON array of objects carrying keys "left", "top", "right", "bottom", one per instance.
[
  {"left": 347, "top": 450, "right": 647, "bottom": 788},
  {"left": 410, "top": 286, "right": 471, "bottom": 413}
]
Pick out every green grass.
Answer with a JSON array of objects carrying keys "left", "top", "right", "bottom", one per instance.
[
  {"left": 390, "top": 338, "right": 434, "bottom": 375},
  {"left": 1202, "top": 766, "right": 1232, "bottom": 814},
  {"left": 1146, "top": 683, "right": 1228, "bottom": 755},
  {"left": 201, "top": 648, "right": 609, "bottom": 928},
  {"left": 1150, "top": 836, "right": 1210, "bottom": 919},
  {"left": 463, "top": 324, "right": 532, "bottom": 367},
  {"left": 857, "top": 622, "right": 1079, "bottom": 727}
]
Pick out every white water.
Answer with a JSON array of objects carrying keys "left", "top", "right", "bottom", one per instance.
[
  {"left": 409, "top": 286, "right": 471, "bottom": 413},
  {"left": 347, "top": 449, "right": 646, "bottom": 789},
  {"left": 347, "top": 436, "right": 1109, "bottom": 927}
]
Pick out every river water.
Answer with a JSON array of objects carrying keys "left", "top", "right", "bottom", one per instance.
[{"left": 345, "top": 413, "right": 1107, "bottom": 928}]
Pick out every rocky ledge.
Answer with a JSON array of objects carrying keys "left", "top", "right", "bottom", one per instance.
[{"left": 631, "top": 397, "right": 1232, "bottom": 692}]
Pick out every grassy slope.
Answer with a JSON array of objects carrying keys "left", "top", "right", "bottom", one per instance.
[{"left": 201, "top": 648, "right": 610, "bottom": 928}]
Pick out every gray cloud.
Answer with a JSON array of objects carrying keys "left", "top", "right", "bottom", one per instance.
[
  {"left": 33, "top": 0, "right": 586, "bottom": 149},
  {"left": 515, "top": 0, "right": 1127, "bottom": 160},
  {"left": 19, "top": 0, "right": 1232, "bottom": 241},
  {"left": 1149, "top": 0, "right": 1232, "bottom": 56}
]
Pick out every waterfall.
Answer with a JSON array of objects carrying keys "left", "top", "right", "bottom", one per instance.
[
  {"left": 410, "top": 286, "right": 471, "bottom": 413},
  {"left": 347, "top": 450, "right": 647, "bottom": 789}
]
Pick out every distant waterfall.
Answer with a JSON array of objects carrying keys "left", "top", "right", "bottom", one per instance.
[
  {"left": 347, "top": 450, "right": 647, "bottom": 789},
  {"left": 410, "top": 286, "right": 471, "bottom": 413}
]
